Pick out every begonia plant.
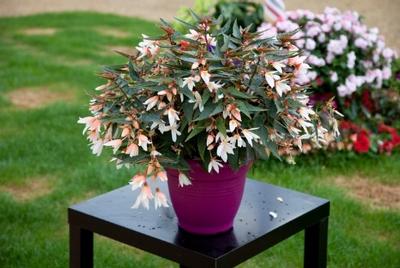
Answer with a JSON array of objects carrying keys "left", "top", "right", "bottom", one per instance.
[{"left": 78, "top": 14, "right": 340, "bottom": 209}]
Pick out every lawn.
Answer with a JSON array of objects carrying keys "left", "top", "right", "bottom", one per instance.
[{"left": 0, "top": 12, "right": 399, "bottom": 267}]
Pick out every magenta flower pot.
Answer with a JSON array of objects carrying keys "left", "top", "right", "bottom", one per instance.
[{"left": 166, "top": 160, "right": 250, "bottom": 235}]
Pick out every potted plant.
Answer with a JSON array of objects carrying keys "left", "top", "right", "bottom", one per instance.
[{"left": 78, "top": 14, "right": 340, "bottom": 235}]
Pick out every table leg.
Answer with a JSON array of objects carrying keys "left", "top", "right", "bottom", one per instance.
[
  {"left": 304, "top": 217, "right": 328, "bottom": 268},
  {"left": 70, "top": 224, "right": 93, "bottom": 268}
]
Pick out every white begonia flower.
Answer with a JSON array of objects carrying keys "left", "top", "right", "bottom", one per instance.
[
  {"left": 200, "top": 70, "right": 211, "bottom": 84},
  {"left": 208, "top": 158, "right": 223, "bottom": 173},
  {"left": 188, "top": 91, "right": 204, "bottom": 112},
  {"left": 126, "top": 143, "right": 139, "bottom": 157},
  {"left": 275, "top": 80, "right": 291, "bottom": 96},
  {"left": 242, "top": 128, "right": 260, "bottom": 147},
  {"left": 206, "top": 81, "right": 224, "bottom": 93},
  {"left": 143, "top": 96, "right": 159, "bottom": 111},
  {"left": 229, "top": 119, "right": 240, "bottom": 132},
  {"left": 166, "top": 122, "right": 181, "bottom": 142},
  {"left": 178, "top": 172, "right": 192, "bottom": 187},
  {"left": 136, "top": 35, "right": 159, "bottom": 59},
  {"left": 165, "top": 107, "right": 180, "bottom": 126},
  {"left": 265, "top": 71, "right": 280, "bottom": 88},
  {"left": 298, "top": 107, "right": 315, "bottom": 121},
  {"left": 154, "top": 189, "right": 169, "bottom": 209},
  {"left": 131, "top": 183, "right": 153, "bottom": 210},
  {"left": 137, "top": 134, "right": 151, "bottom": 151},
  {"left": 272, "top": 61, "right": 285, "bottom": 73},
  {"left": 185, "top": 29, "right": 201, "bottom": 40},
  {"left": 104, "top": 139, "right": 122, "bottom": 154},
  {"left": 129, "top": 174, "right": 146, "bottom": 191},
  {"left": 216, "top": 135, "right": 235, "bottom": 162},
  {"left": 90, "top": 139, "right": 104, "bottom": 156},
  {"left": 182, "top": 75, "right": 201, "bottom": 91}
]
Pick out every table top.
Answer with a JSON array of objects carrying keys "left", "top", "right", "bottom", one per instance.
[{"left": 69, "top": 178, "right": 329, "bottom": 268}]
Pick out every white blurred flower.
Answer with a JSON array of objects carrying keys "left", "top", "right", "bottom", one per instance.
[
  {"left": 208, "top": 158, "right": 223, "bottom": 173},
  {"left": 154, "top": 189, "right": 169, "bottom": 209},
  {"left": 131, "top": 183, "right": 153, "bottom": 209},
  {"left": 275, "top": 80, "right": 291, "bottom": 96},
  {"left": 182, "top": 75, "right": 200, "bottom": 91},
  {"left": 129, "top": 174, "right": 146, "bottom": 191},
  {"left": 178, "top": 172, "right": 191, "bottom": 187},
  {"left": 242, "top": 128, "right": 260, "bottom": 147}
]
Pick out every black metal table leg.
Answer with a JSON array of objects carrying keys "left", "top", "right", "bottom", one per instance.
[
  {"left": 70, "top": 225, "right": 93, "bottom": 268},
  {"left": 304, "top": 217, "right": 328, "bottom": 268}
]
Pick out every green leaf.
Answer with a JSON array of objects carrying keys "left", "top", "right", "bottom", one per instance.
[
  {"left": 224, "top": 87, "right": 254, "bottom": 99},
  {"left": 216, "top": 117, "right": 227, "bottom": 136},
  {"left": 182, "top": 102, "right": 194, "bottom": 121},
  {"left": 197, "top": 133, "right": 207, "bottom": 162},
  {"left": 194, "top": 102, "right": 223, "bottom": 121},
  {"left": 232, "top": 19, "right": 241, "bottom": 39},
  {"left": 185, "top": 123, "right": 206, "bottom": 142}
]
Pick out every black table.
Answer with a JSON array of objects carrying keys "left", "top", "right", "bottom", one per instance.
[{"left": 68, "top": 178, "right": 329, "bottom": 268}]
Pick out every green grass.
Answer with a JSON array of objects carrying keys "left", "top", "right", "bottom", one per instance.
[{"left": 0, "top": 12, "right": 399, "bottom": 268}]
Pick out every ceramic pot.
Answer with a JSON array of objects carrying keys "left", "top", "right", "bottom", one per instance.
[{"left": 166, "top": 160, "right": 250, "bottom": 235}]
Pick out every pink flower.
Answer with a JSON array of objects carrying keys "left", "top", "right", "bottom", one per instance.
[
  {"left": 104, "top": 139, "right": 122, "bottom": 154},
  {"left": 129, "top": 174, "right": 146, "bottom": 191},
  {"left": 126, "top": 143, "right": 139, "bottom": 157}
]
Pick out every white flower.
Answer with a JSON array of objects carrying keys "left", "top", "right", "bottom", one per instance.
[
  {"left": 206, "top": 134, "right": 214, "bottom": 146},
  {"left": 298, "top": 107, "right": 315, "bottom": 121},
  {"left": 104, "top": 139, "right": 122, "bottom": 154},
  {"left": 150, "top": 148, "right": 161, "bottom": 157},
  {"left": 242, "top": 128, "right": 260, "bottom": 147},
  {"left": 137, "top": 134, "right": 151, "bottom": 151},
  {"left": 90, "top": 139, "right": 104, "bottom": 156},
  {"left": 166, "top": 108, "right": 180, "bottom": 126},
  {"left": 330, "top": 71, "right": 338, "bottom": 82},
  {"left": 126, "top": 143, "right": 139, "bottom": 157},
  {"left": 298, "top": 119, "right": 314, "bottom": 134},
  {"left": 200, "top": 70, "right": 211, "bottom": 84},
  {"left": 182, "top": 75, "right": 200, "bottom": 91},
  {"left": 77, "top": 116, "right": 101, "bottom": 134},
  {"left": 188, "top": 91, "right": 204, "bottom": 112},
  {"left": 264, "top": 71, "right": 280, "bottom": 88},
  {"left": 178, "top": 172, "right": 192, "bottom": 187},
  {"left": 231, "top": 134, "right": 246, "bottom": 148},
  {"left": 272, "top": 61, "right": 285, "bottom": 73},
  {"left": 185, "top": 29, "right": 201, "bottom": 40},
  {"left": 131, "top": 183, "right": 153, "bottom": 209},
  {"left": 154, "top": 189, "right": 169, "bottom": 209},
  {"left": 129, "top": 174, "right": 146, "bottom": 191},
  {"left": 229, "top": 119, "right": 240, "bottom": 132},
  {"left": 347, "top": 51, "right": 356, "bottom": 69},
  {"left": 208, "top": 158, "right": 223, "bottom": 173},
  {"left": 206, "top": 81, "right": 224, "bottom": 93},
  {"left": 136, "top": 35, "right": 159, "bottom": 59},
  {"left": 216, "top": 136, "right": 235, "bottom": 162},
  {"left": 143, "top": 96, "right": 159, "bottom": 111},
  {"left": 275, "top": 80, "right": 291, "bottom": 96},
  {"left": 166, "top": 122, "right": 181, "bottom": 142},
  {"left": 156, "top": 171, "right": 168, "bottom": 182}
]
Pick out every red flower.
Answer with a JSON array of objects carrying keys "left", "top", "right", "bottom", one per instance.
[
  {"left": 378, "top": 123, "right": 397, "bottom": 135},
  {"left": 179, "top": 40, "right": 190, "bottom": 50},
  {"left": 361, "top": 89, "right": 375, "bottom": 112},
  {"left": 353, "top": 129, "right": 370, "bottom": 153},
  {"left": 340, "top": 120, "right": 359, "bottom": 132}
]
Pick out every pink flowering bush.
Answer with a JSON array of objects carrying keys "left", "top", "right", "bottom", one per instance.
[
  {"left": 78, "top": 15, "right": 340, "bottom": 209},
  {"left": 258, "top": 7, "right": 397, "bottom": 99},
  {"left": 258, "top": 7, "right": 400, "bottom": 155}
]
